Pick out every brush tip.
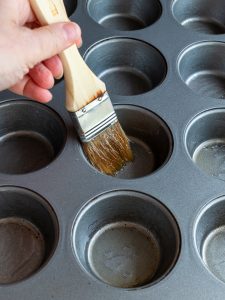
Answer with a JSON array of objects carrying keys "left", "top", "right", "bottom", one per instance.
[{"left": 83, "top": 122, "right": 133, "bottom": 175}]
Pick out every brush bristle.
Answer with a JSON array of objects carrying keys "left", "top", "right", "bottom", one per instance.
[{"left": 83, "top": 121, "right": 133, "bottom": 175}]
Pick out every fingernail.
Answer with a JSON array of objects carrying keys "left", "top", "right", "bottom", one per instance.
[
  {"left": 63, "top": 22, "right": 81, "bottom": 42},
  {"left": 55, "top": 72, "right": 64, "bottom": 80},
  {"left": 76, "top": 38, "right": 83, "bottom": 48}
]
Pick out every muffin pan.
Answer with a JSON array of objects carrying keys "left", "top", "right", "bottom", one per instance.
[
  {"left": 1, "top": 0, "right": 225, "bottom": 299},
  {"left": 0, "top": 186, "right": 58, "bottom": 284},
  {"left": 84, "top": 38, "right": 167, "bottom": 96},
  {"left": 172, "top": 0, "right": 225, "bottom": 34},
  {"left": 72, "top": 191, "right": 180, "bottom": 288},
  {"left": 87, "top": 0, "right": 162, "bottom": 31},
  {"left": 0, "top": 101, "right": 66, "bottom": 174}
]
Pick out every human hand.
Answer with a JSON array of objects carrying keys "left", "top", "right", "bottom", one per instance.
[{"left": 0, "top": 1, "right": 82, "bottom": 102}]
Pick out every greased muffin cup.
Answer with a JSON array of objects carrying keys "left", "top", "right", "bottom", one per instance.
[{"left": 1, "top": 0, "right": 225, "bottom": 299}]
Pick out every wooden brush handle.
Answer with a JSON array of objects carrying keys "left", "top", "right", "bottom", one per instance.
[{"left": 30, "top": 0, "right": 106, "bottom": 112}]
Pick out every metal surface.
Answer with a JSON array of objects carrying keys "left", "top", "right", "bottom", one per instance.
[
  {"left": 87, "top": 222, "right": 161, "bottom": 288},
  {"left": 84, "top": 38, "right": 167, "bottom": 96},
  {"left": 0, "top": 186, "right": 58, "bottom": 286},
  {"left": 0, "top": 101, "right": 66, "bottom": 174},
  {"left": 72, "top": 92, "right": 117, "bottom": 142},
  {"left": 0, "top": 217, "right": 45, "bottom": 284},
  {"left": 172, "top": 0, "right": 225, "bottom": 34},
  {"left": 114, "top": 105, "right": 173, "bottom": 179},
  {"left": 87, "top": 0, "right": 162, "bottom": 31},
  {"left": 72, "top": 191, "right": 180, "bottom": 289},
  {"left": 194, "top": 196, "right": 225, "bottom": 285},
  {"left": 1, "top": 0, "right": 225, "bottom": 299},
  {"left": 185, "top": 109, "right": 225, "bottom": 180},
  {"left": 178, "top": 42, "right": 225, "bottom": 99}
]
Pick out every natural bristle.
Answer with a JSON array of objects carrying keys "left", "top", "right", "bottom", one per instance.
[{"left": 83, "top": 122, "right": 133, "bottom": 175}]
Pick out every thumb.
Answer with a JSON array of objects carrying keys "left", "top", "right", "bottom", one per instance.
[{"left": 22, "top": 22, "right": 81, "bottom": 68}]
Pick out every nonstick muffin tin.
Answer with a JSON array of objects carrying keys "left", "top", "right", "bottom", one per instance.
[{"left": 1, "top": 0, "right": 225, "bottom": 299}]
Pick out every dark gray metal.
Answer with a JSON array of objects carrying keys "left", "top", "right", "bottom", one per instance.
[
  {"left": 84, "top": 38, "right": 167, "bottom": 96},
  {"left": 1, "top": 0, "right": 225, "bottom": 299},
  {"left": 115, "top": 105, "right": 173, "bottom": 179},
  {"left": 72, "top": 191, "right": 180, "bottom": 288},
  {"left": 0, "top": 186, "right": 58, "bottom": 284},
  {"left": 64, "top": 0, "right": 77, "bottom": 17},
  {"left": 0, "top": 101, "right": 66, "bottom": 174},
  {"left": 185, "top": 109, "right": 225, "bottom": 180},
  {"left": 172, "top": 0, "right": 225, "bottom": 34},
  {"left": 0, "top": 217, "right": 45, "bottom": 284},
  {"left": 194, "top": 196, "right": 225, "bottom": 284},
  {"left": 87, "top": 0, "right": 162, "bottom": 31},
  {"left": 178, "top": 42, "right": 225, "bottom": 99}
]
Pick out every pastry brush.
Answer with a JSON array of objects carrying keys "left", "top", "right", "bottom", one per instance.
[{"left": 30, "top": 0, "right": 133, "bottom": 175}]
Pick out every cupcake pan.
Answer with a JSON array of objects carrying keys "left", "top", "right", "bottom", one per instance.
[
  {"left": 1, "top": 0, "right": 225, "bottom": 299},
  {"left": 0, "top": 186, "right": 58, "bottom": 284},
  {"left": 72, "top": 191, "right": 180, "bottom": 288},
  {"left": 172, "top": 0, "right": 225, "bottom": 34},
  {"left": 0, "top": 101, "right": 66, "bottom": 174},
  {"left": 87, "top": 0, "right": 162, "bottom": 31},
  {"left": 84, "top": 38, "right": 167, "bottom": 96}
]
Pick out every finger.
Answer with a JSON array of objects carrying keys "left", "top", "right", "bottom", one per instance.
[
  {"left": 23, "top": 8, "right": 37, "bottom": 24},
  {"left": 43, "top": 33, "right": 83, "bottom": 80},
  {"left": 10, "top": 75, "right": 52, "bottom": 103},
  {"left": 29, "top": 63, "right": 54, "bottom": 89},
  {"left": 24, "top": 81, "right": 52, "bottom": 103},
  {"left": 43, "top": 55, "right": 63, "bottom": 80},
  {"left": 25, "top": 20, "right": 40, "bottom": 30},
  {"left": 23, "top": 22, "right": 81, "bottom": 68},
  {"left": 0, "top": 1, "right": 36, "bottom": 25},
  {"left": 76, "top": 37, "right": 83, "bottom": 48}
]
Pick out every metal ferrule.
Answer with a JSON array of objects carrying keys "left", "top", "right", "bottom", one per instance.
[{"left": 70, "top": 92, "right": 118, "bottom": 142}]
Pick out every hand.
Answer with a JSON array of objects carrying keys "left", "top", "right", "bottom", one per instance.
[{"left": 0, "top": 1, "right": 82, "bottom": 102}]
